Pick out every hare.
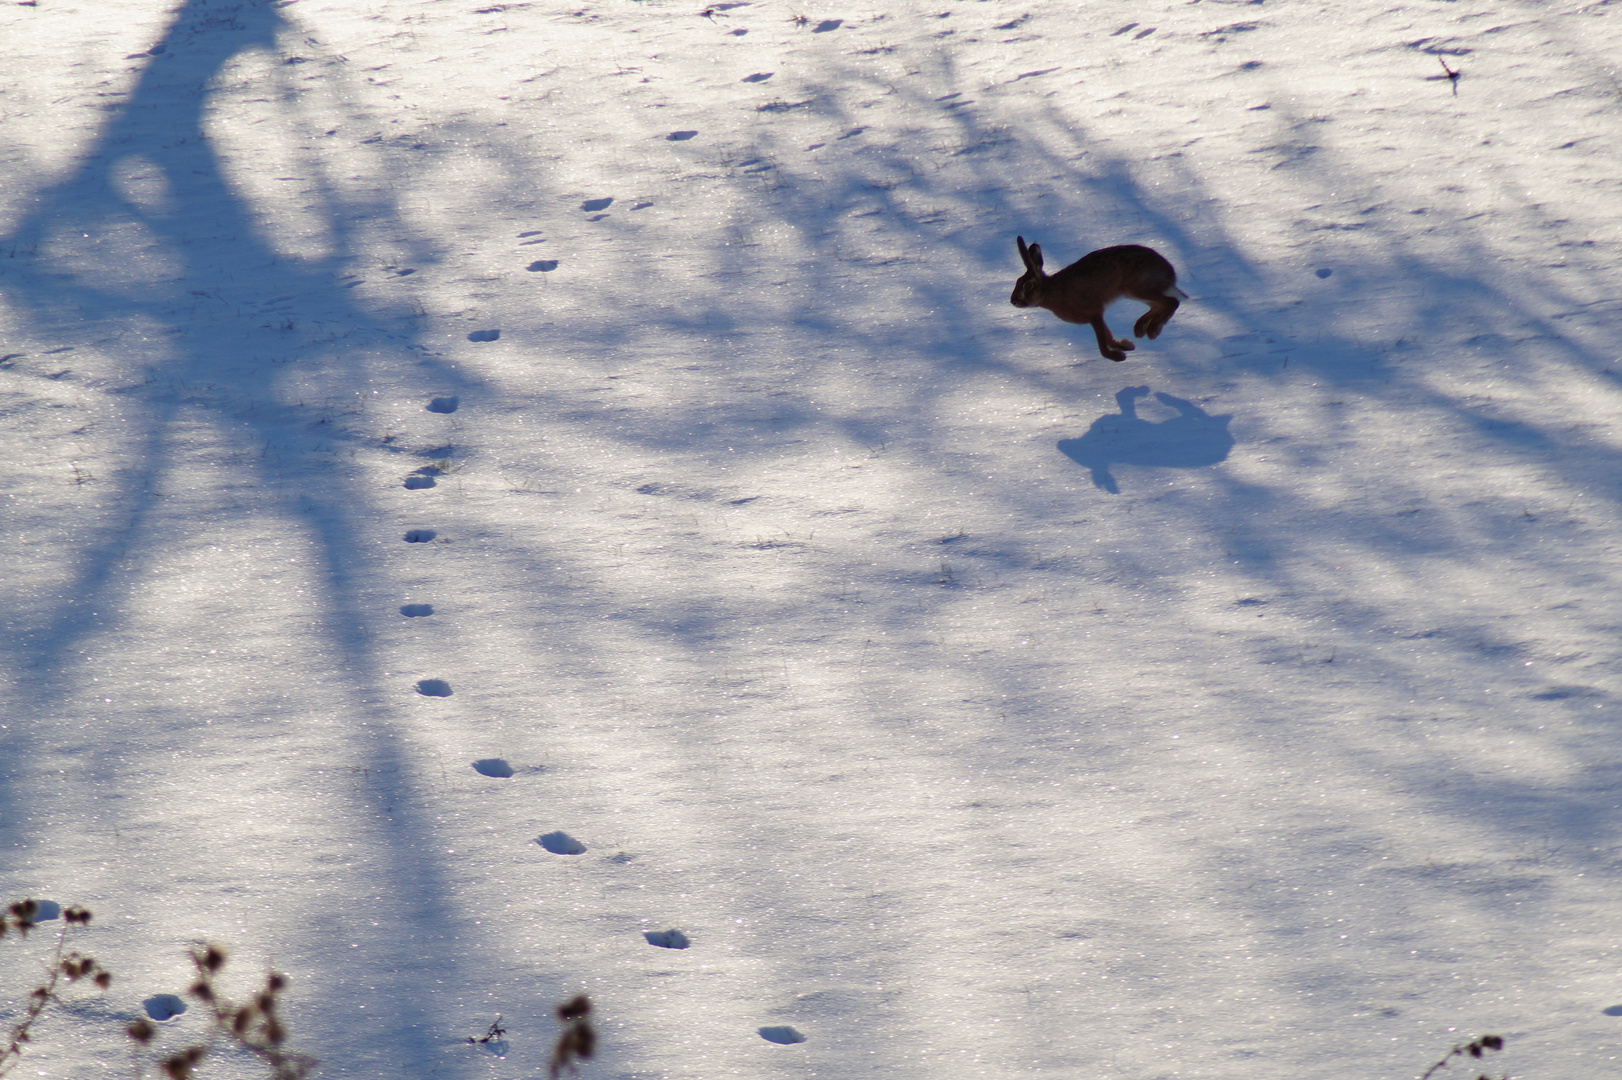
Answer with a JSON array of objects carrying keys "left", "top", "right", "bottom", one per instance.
[{"left": 1010, "top": 236, "right": 1185, "bottom": 361}]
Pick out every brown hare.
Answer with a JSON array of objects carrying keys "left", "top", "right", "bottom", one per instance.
[{"left": 1010, "top": 236, "right": 1185, "bottom": 361}]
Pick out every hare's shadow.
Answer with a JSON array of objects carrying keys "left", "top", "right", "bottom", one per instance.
[{"left": 1058, "top": 386, "right": 1233, "bottom": 493}]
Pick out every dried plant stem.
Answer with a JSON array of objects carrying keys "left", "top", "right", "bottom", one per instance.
[
  {"left": 1418, "top": 1033, "right": 1505, "bottom": 1080},
  {"left": 1, "top": 902, "right": 106, "bottom": 1079}
]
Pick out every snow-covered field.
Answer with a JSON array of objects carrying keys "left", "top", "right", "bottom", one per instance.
[{"left": 3, "top": 0, "right": 1621, "bottom": 1077}]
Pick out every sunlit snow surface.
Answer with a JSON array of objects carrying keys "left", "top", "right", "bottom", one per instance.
[{"left": 3, "top": 1, "right": 1621, "bottom": 1078}]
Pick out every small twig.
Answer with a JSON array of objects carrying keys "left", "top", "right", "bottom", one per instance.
[
  {"left": 1418, "top": 1033, "right": 1504, "bottom": 1080},
  {"left": 468, "top": 1015, "right": 507, "bottom": 1045},
  {"left": 1438, "top": 57, "right": 1461, "bottom": 95}
]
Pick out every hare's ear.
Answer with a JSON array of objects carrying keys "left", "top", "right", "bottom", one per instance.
[{"left": 1016, "top": 237, "right": 1044, "bottom": 272}]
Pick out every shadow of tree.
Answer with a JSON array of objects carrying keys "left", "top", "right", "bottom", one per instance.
[
  {"left": 1, "top": 1, "right": 480, "bottom": 1071},
  {"left": 4, "top": 5, "right": 1622, "bottom": 1078},
  {"left": 498, "top": 37, "right": 1622, "bottom": 1070}
]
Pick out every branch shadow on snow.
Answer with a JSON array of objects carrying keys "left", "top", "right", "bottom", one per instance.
[
  {"left": 500, "top": 38, "right": 1622, "bottom": 1064},
  {"left": 1, "top": 1, "right": 486, "bottom": 1071},
  {"left": 5, "top": 8, "right": 1621, "bottom": 1076},
  {"left": 712, "top": 49, "right": 1622, "bottom": 702}
]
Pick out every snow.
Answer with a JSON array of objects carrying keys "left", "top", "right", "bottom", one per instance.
[{"left": 2, "top": 0, "right": 1620, "bottom": 1077}]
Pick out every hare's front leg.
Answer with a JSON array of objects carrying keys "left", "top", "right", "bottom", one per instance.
[{"left": 1089, "top": 315, "right": 1136, "bottom": 362}]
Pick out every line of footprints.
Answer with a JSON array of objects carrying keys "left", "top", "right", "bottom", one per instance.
[{"left": 398, "top": 394, "right": 808, "bottom": 1052}]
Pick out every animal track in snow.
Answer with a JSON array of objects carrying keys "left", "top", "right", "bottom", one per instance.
[
  {"left": 742, "top": 72, "right": 773, "bottom": 83},
  {"left": 28, "top": 900, "right": 62, "bottom": 921},
  {"left": 415, "top": 679, "right": 453, "bottom": 697},
  {"left": 666, "top": 130, "right": 697, "bottom": 141},
  {"left": 528, "top": 260, "right": 559, "bottom": 272},
  {"left": 580, "top": 197, "right": 613, "bottom": 212},
  {"left": 759, "top": 1026, "right": 806, "bottom": 1044},
  {"left": 401, "top": 604, "right": 434, "bottom": 617},
  {"left": 426, "top": 396, "right": 458, "bottom": 414},
  {"left": 467, "top": 329, "right": 500, "bottom": 342},
  {"left": 404, "top": 529, "right": 437, "bottom": 543},
  {"left": 538, "top": 831, "right": 586, "bottom": 855},
  {"left": 643, "top": 929, "right": 689, "bottom": 949},
  {"left": 404, "top": 474, "right": 436, "bottom": 489},
  {"left": 143, "top": 994, "right": 187, "bottom": 1021},
  {"left": 472, "top": 758, "right": 514, "bottom": 778}
]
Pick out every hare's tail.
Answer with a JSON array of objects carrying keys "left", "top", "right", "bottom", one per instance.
[{"left": 1170, "top": 284, "right": 1189, "bottom": 300}]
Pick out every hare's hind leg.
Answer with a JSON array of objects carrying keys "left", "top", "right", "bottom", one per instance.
[{"left": 1133, "top": 292, "right": 1180, "bottom": 340}]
